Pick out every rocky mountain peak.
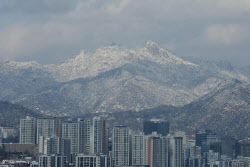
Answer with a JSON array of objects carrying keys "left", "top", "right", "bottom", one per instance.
[
  {"left": 1, "top": 59, "right": 40, "bottom": 68},
  {"left": 0, "top": 42, "right": 249, "bottom": 121},
  {"left": 74, "top": 50, "right": 85, "bottom": 61},
  {"left": 197, "top": 79, "right": 249, "bottom": 107},
  {"left": 214, "top": 79, "right": 244, "bottom": 92},
  {"left": 145, "top": 40, "right": 161, "bottom": 55},
  {"left": 0, "top": 60, "right": 43, "bottom": 74},
  {"left": 218, "top": 79, "right": 242, "bottom": 87}
]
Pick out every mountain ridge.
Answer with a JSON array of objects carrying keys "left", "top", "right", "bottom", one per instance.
[
  {"left": 0, "top": 101, "right": 42, "bottom": 127},
  {"left": 0, "top": 41, "right": 249, "bottom": 116},
  {"left": 89, "top": 79, "right": 249, "bottom": 139}
]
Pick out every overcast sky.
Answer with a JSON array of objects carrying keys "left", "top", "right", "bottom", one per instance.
[{"left": 0, "top": 0, "right": 249, "bottom": 66}]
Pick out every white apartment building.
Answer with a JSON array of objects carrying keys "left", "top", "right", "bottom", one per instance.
[{"left": 20, "top": 116, "right": 36, "bottom": 144}]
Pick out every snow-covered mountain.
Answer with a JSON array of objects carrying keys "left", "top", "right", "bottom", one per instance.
[
  {"left": 93, "top": 79, "right": 250, "bottom": 139},
  {"left": 239, "top": 66, "right": 250, "bottom": 87},
  {"left": 47, "top": 41, "right": 197, "bottom": 82},
  {"left": 0, "top": 41, "right": 249, "bottom": 116},
  {"left": 0, "top": 60, "right": 57, "bottom": 100},
  {"left": 173, "top": 79, "right": 250, "bottom": 138}
]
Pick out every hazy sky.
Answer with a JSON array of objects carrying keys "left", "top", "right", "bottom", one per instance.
[{"left": 0, "top": 0, "right": 250, "bottom": 66}]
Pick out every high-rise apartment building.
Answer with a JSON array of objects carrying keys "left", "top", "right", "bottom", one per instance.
[
  {"left": 143, "top": 119, "right": 169, "bottom": 136},
  {"left": 39, "top": 136, "right": 71, "bottom": 163},
  {"left": 76, "top": 154, "right": 112, "bottom": 167},
  {"left": 62, "top": 121, "right": 80, "bottom": 164},
  {"left": 169, "top": 136, "right": 184, "bottom": 167},
  {"left": 147, "top": 135, "right": 169, "bottom": 167},
  {"left": 20, "top": 116, "right": 36, "bottom": 144},
  {"left": 39, "top": 155, "right": 67, "bottom": 167},
  {"left": 78, "top": 119, "right": 85, "bottom": 154},
  {"left": 91, "top": 117, "right": 108, "bottom": 155},
  {"left": 132, "top": 132, "right": 147, "bottom": 166},
  {"left": 195, "top": 130, "right": 217, "bottom": 147},
  {"left": 37, "top": 117, "right": 61, "bottom": 144},
  {"left": 39, "top": 155, "right": 55, "bottom": 167},
  {"left": 55, "top": 156, "right": 67, "bottom": 167},
  {"left": 79, "top": 117, "right": 108, "bottom": 155},
  {"left": 189, "top": 156, "right": 202, "bottom": 167},
  {"left": 62, "top": 121, "right": 79, "bottom": 154},
  {"left": 112, "top": 126, "right": 130, "bottom": 166},
  {"left": 76, "top": 155, "right": 99, "bottom": 167}
]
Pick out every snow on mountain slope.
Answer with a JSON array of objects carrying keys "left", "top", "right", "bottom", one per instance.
[
  {"left": 0, "top": 60, "right": 43, "bottom": 74},
  {"left": 17, "top": 68, "right": 205, "bottom": 115},
  {"left": 0, "top": 41, "right": 249, "bottom": 116},
  {"left": 93, "top": 79, "right": 250, "bottom": 139},
  {"left": 48, "top": 41, "right": 197, "bottom": 82},
  {"left": 0, "top": 60, "right": 57, "bottom": 100},
  {"left": 173, "top": 79, "right": 250, "bottom": 138}
]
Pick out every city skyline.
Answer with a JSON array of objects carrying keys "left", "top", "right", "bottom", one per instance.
[{"left": 1, "top": 116, "right": 250, "bottom": 167}]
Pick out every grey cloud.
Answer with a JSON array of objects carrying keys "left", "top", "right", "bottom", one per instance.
[
  {"left": 0, "top": 0, "right": 77, "bottom": 14},
  {"left": 0, "top": 0, "right": 250, "bottom": 66},
  {"left": 203, "top": 24, "right": 250, "bottom": 45}
]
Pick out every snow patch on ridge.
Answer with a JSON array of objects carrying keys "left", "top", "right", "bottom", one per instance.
[{"left": 49, "top": 41, "right": 198, "bottom": 81}]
